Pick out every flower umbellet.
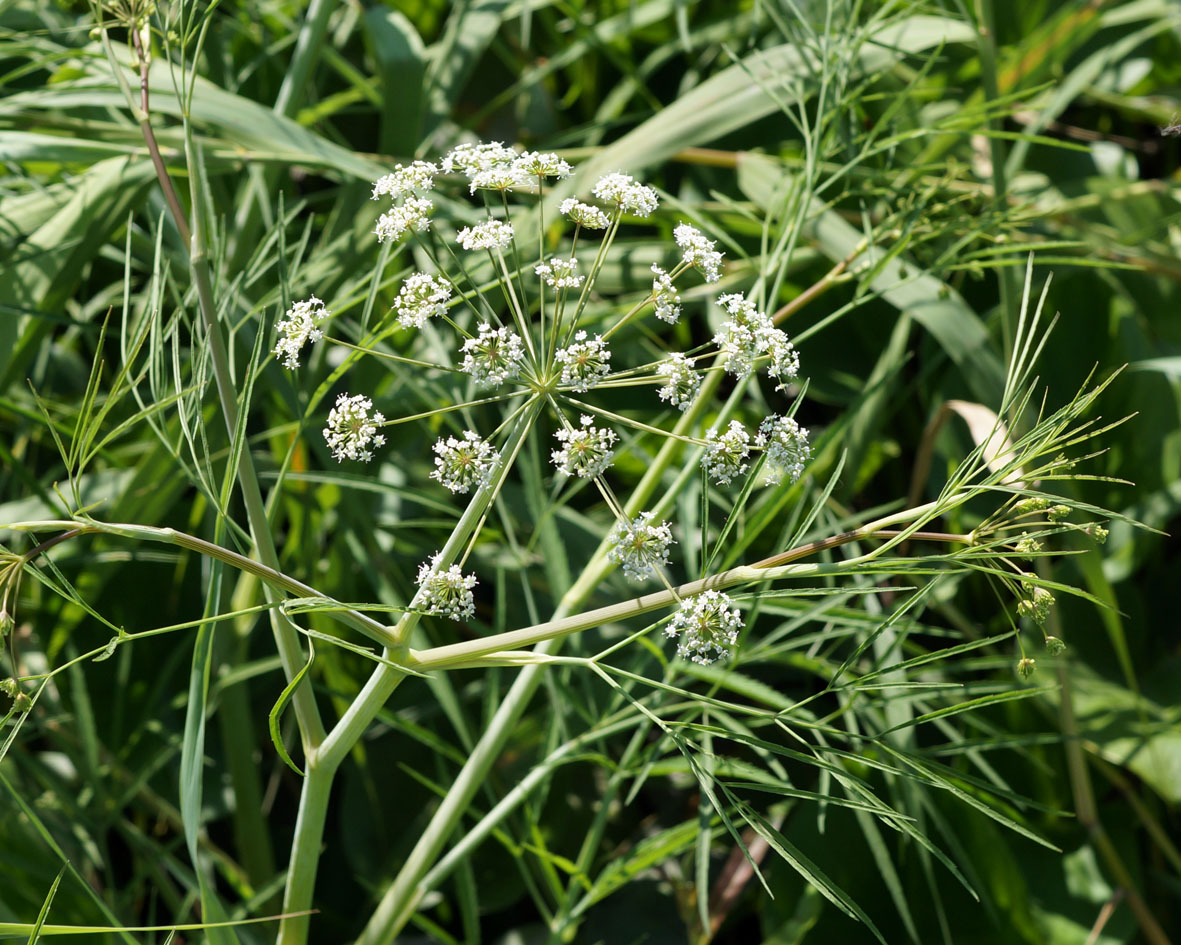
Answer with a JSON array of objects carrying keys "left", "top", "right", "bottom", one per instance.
[
  {"left": 273, "top": 296, "right": 329, "bottom": 369},
  {"left": 282, "top": 141, "right": 816, "bottom": 664}
]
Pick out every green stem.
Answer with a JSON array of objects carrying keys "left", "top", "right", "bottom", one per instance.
[
  {"left": 406, "top": 511, "right": 952, "bottom": 672},
  {"left": 274, "top": 399, "right": 544, "bottom": 945},
  {"left": 7, "top": 519, "right": 394, "bottom": 647},
  {"left": 276, "top": 751, "right": 341, "bottom": 945},
  {"left": 114, "top": 22, "right": 325, "bottom": 749}
]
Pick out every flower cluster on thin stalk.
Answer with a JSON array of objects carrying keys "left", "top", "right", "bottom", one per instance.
[
  {"left": 276, "top": 142, "right": 815, "bottom": 662},
  {"left": 964, "top": 491, "right": 1112, "bottom": 677}
]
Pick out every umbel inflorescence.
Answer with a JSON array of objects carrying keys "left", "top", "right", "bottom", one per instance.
[{"left": 271, "top": 142, "right": 813, "bottom": 664}]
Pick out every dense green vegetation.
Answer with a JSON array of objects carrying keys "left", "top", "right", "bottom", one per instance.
[{"left": 1, "top": 1, "right": 1178, "bottom": 944}]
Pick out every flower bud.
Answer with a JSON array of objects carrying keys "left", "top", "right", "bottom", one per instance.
[
  {"left": 1044, "top": 636, "right": 1066, "bottom": 655},
  {"left": 1015, "top": 536, "right": 1042, "bottom": 558},
  {"left": 1016, "top": 658, "right": 1036, "bottom": 679},
  {"left": 0, "top": 608, "right": 13, "bottom": 639},
  {"left": 1016, "top": 586, "right": 1055, "bottom": 624}
]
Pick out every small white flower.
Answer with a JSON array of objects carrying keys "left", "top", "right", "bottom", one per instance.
[
  {"left": 513, "top": 150, "right": 572, "bottom": 179},
  {"left": 440, "top": 141, "right": 517, "bottom": 174},
  {"left": 714, "top": 321, "right": 761, "bottom": 379},
  {"left": 559, "top": 198, "right": 610, "bottom": 230},
  {"left": 431, "top": 431, "right": 499, "bottom": 494},
  {"left": 608, "top": 512, "right": 674, "bottom": 581},
  {"left": 468, "top": 164, "right": 530, "bottom": 194},
  {"left": 650, "top": 264, "right": 681, "bottom": 323},
  {"left": 665, "top": 590, "right": 743, "bottom": 665},
  {"left": 759, "top": 325, "right": 800, "bottom": 387},
  {"left": 755, "top": 415, "right": 810, "bottom": 486},
  {"left": 460, "top": 323, "right": 526, "bottom": 388},
  {"left": 323, "top": 393, "right": 386, "bottom": 463},
  {"left": 656, "top": 353, "right": 700, "bottom": 411},
  {"left": 375, "top": 196, "right": 433, "bottom": 243},
  {"left": 674, "top": 223, "right": 723, "bottom": 283},
  {"left": 372, "top": 162, "right": 438, "bottom": 199},
  {"left": 592, "top": 172, "right": 659, "bottom": 217},
  {"left": 555, "top": 331, "right": 611, "bottom": 391},
  {"left": 717, "top": 292, "right": 768, "bottom": 331},
  {"left": 535, "top": 256, "right": 583, "bottom": 290},
  {"left": 702, "top": 420, "right": 751, "bottom": 486},
  {"left": 273, "top": 296, "right": 328, "bottom": 370},
  {"left": 416, "top": 552, "right": 477, "bottom": 621},
  {"left": 394, "top": 273, "right": 452, "bottom": 329},
  {"left": 457, "top": 219, "right": 515, "bottom": 251},
  {"left": 552, "top": 415, "right": 618, "bottom": 479},
  {"left": 714, "top": 292, "right": 773, "bottom": 378}
]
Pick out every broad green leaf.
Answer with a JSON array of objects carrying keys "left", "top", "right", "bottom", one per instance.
[
  {"left": 423, "top": 0, "right": 514, "bottom": 137},
  {"left": 364, "top": 9, "right": 427, "bottom": 157},
  {"left": 575, "top": 15, "right": 977, "bottom": 184},
  {"left": 0, "top": 157, "right": 154, "bottom": 389}
]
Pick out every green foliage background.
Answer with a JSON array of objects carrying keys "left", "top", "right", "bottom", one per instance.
[{"left": 1, "top": 1, "right": 1179, "bottom": 944}]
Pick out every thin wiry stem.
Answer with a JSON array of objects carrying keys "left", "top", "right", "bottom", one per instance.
[{"left": 111, "top": 19, "right": 324, "bottom": 747}]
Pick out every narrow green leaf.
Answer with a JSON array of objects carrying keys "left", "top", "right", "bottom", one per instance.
[{"left": 269, "top": 641, "right": 316, "bottom": 777}]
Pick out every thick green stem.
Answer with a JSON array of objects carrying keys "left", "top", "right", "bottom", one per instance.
[
  {"left": 406, "top": 509, "right": 951, "bottom": 671},
  {"left": 272, "top": 400, "right": 544, "bottom": 945},
  {"left": 351, "top": 363, "right": 928, "bottom": 944},
  {"left": 275, "top": 745, "right": 355, "bottom": 945},
  {"left": 353, "top": 380, "right": 715, "bottom": 945}
]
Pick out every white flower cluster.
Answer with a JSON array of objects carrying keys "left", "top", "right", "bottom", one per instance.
[
  {"left": 273, "top": 296, "right": 328, "bottom": 370},
  {"left": 441, "top": 142, "right": 571, "bottom": 195},
  {"left": 535, "top": 256, "right": 583, "bottom": 289},
  {"left": 674, "top": 223, "right": 723, "bottom": 283},
  {"left": 395, "top": 273, "right": 451, "bottom": 329},
  {"left": 656, "top": 353, "right": 700, "bottom": 411},
  {"left": 714, "top": 292, "right": 798, "bottom": 384},
  {"left": 374, "top": 196, "right": 432, "bottom": 243},
  {"left": 552, "top": 415, "right": 618, "bottom": 479},
  {"left": 440, "top": 141, "right": 517, "bottom": 174},
  {"left": 323, "top": 393, "right": 386, "bottom": 463},
  {"left": 468, "top": 165, "right": 523, "bottom": 194},
  {"left": 372, "top": 161, "right": 437, "bottom": 199},
  {"left": 556, "top": 331, "right": 611, "bottom": 391},
  {"left": 665, "top": 590, "right": 743, "bottom": 664},
  {"left": 416, "top": 553, "right": 477, "bottom": 621},
  {"left": 650, "top": 265, "right": 682, "bottom": 323},
  {"left": 608, "top": 512, "right": 674, "bottom": 581},
  {"left": 756, "top": 415, "right": 810, "bottom": 486},
  {"left": 457, "top": 219, "right": 515, "bottom": 251},
  {"left": 514, "top": 150, "right": 572, "bottom": 179},
  {"left": 460, "top": 323, "right": 526, "bottom": 388},
  {"left": 559, "top": 198, "right": 610, "bottom": 230},
  {"left": 592, "top": 172, "right": 659, "bottom": 217},
  {"left": 703, "top": 420, "right": 751, "bottom": 486},
  {"left": 431, "top": 431, "right": 499, "bottom": 494}
]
